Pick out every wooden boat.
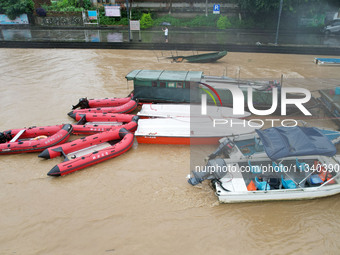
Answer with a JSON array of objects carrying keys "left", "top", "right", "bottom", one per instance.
[
  {"left": 69, "top": 98, "right": 138, "bottom": 115},
  {"left": 209, "top": 126, "right": 340, "bottom": 160},
  {"left": 188, "top": 126, "right": 340, "bottom": 203},
  {"left": 314, "top": 58, "right": 340, "bottom": 65},
  {"left": 135, "top": 117, "right": 260, "bottom": 145},
  {"left": 72, "top": 96, "right": 133, "bottom": 109},
  {"left": 40, "top": 128, "right": 134, "bottom": 176},
  {"left": 0, "top": 124, "right": 72, "bottom": 155},
  {"left": 137, "top": 104, "right": 251, "bottom": 119},
  {"left": 71, "top": 116, "right": 139, "bottom": 135},
  {"left": 170, "top": 51, "right": 227, "bottom": 63},
  {"left": 318, "top": 88, "right": 340, "bottom": 127}
]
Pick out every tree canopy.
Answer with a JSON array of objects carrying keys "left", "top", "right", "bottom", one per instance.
[{"left": 0, "top": 0, "right": 34, "bottom": 20}]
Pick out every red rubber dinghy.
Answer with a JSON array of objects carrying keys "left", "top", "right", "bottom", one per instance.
[
  {"left": 69, "top": 112, "right": 135, "bottom": 123},
  {"left": 69, "top": 98, "right": 138, "bottom": 115},
  {"left": 0, "top": 124, "right": 72, "bottom": 155},
  {"left": 39, "top": 128, "right": 134, "bottom": 176},
  {"left": 72, "top": 116, "right": 139, "bottom": 135},
  {"left": 72, "top": 96, "right": 133, "bottom": 109}
]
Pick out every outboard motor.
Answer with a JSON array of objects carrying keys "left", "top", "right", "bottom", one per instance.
[
  {"left": 208, "top": 138, "right": 235, "bottom": 160},
  {"left": 188, "top": 158, "right": 229, "bottom": 186},
  {"left": 72, "top": 98, "right": 90, "bottom": 110},
  {"left": 0, "top": 132, "right": 11, "bottom": 144}
]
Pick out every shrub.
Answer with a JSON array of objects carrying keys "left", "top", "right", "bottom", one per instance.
[
  {"left": 140, "top": 13, "right": 153, "bottom": 29},
  {"left": 0, "top": 0, "right": 34, "bottom": 20},
  {"left": 153, "top": 14, "right": 183, "bottom": 27},
  {"left": 185, "top": 14, "right": 218, "bottom": 27},
  {"left": 116, "top": 17, "right": 128, "bottom": 25},
  {"left": 217, "top": 15, "right": 232, "bottom": 29}
]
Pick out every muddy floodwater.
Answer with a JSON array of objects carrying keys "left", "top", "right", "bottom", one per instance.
[{"left": 1, "top": 48, "right": 340, "bottom": 254}]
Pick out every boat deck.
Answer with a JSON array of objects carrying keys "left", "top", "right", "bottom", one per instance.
[{"left": 220, "top": 158, "right": 338, "bottom": 193}]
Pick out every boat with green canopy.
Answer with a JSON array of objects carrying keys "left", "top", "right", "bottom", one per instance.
[{"left": 126, "top": 69, "right": 280, "bottom": 109}]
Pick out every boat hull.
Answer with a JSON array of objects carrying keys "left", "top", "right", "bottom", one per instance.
[
  {"left": 171, "top": 51, "right": 227, "bottom": 63},
  {"left": 71, "top": 117, "right": 139, "bottom": 135},
  {"left": 46, "top": 129, "right": 134, "bottom": 176},
  {"left": 69, "top": 98, "right": 137, "bottom": 115},
  {"left": 0, "top": 124, "right": 72, "bottom": 155},
  {"left": 135, "top": 117, "right": 259, "bottom": 145},
  {"left": 210, "top": 155, "right": 340, "bottom": 203},
  {"left": 216, "top": 185, "right": 340, "bottom": 203},
  {"left": 70, "top": 113, "right": 136, "bottom": 123},
  {"left": 72, "top": 96, "right": 132, "bottom": 109},
  {"left": 136, "top": 135, "right": 222, "bottom": 145},
  {"left": 2, "top": 124, "right": 64, "bottom": 140},
  {"left": 39, "top": 128, "right": 126, "bottom": 159}
]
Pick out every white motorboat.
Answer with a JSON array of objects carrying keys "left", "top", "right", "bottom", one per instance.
[
  {"left": 135, "top": 117, "right": 260, "bottom": 145},
  {"left": 188, "top": 126, "right": 340, "bottom": 203},
  {"left": 137, "top": 104, "right": 251, "bottom": 119},
  {"left": 208, "top": 126, "right": 340, "bottom": 160}
]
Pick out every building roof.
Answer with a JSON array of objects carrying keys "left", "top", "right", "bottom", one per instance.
[{"left": 125, "top": 70, "right": 203, "bottom": 82}]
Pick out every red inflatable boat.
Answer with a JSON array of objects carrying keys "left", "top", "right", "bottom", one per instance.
[
  {"left": 69, "top": 98, "right": 138, "bottom": 115},
  {"left": 69, "top": 112, "right": 136, "bottom": 123},
  {"left": 72, "top": 116, "right": 139, "bottom": 135},
  {"left": 72, "top": 96, "right": 133, "bottom": 109},
  {"left": 0, "top": 124, "right": 72, "bottom": 155},
  {"left": 40, "top": 128, "right": 134, "bottom": 176}
]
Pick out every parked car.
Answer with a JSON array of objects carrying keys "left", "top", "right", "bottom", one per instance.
[{"left": 323, "top": 19, "right": 340, "bottom": 35}]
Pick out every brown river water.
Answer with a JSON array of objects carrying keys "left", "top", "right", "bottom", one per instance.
[{"left": 1, "top": 49, "right": 340, "bottom": 255}]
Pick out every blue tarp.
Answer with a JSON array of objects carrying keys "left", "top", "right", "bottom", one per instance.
[{"left": 256, "top": 127, "right": 337, "bottom": 161}]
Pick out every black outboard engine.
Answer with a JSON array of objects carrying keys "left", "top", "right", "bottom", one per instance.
[
  {"left": 72, "top": 98, "right": 90, "bottom": 110},
  {"left": 188, "top": 158, "right": 229, "bottom": 186},
  {"left": 0, "top": 132, "right": 11, "bottom": 144},
  {"left": 208, "top": 138, "right": 235, "bottom": 160}
]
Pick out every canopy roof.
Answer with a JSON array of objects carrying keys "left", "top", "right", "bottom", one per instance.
[
  {"left": 256, "top": 126, "right": 337, "bottom": 161},
  {"left": 125, "top": 70, "right": 203, "bottom": 82}
]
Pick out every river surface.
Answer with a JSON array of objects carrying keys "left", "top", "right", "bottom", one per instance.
[{"left": 1, "top": 49, "right": 340, "bottom": 255}]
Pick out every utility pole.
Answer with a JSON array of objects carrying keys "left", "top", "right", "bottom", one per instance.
[
  {"left": 205, "top": 0, "right": 208, "bottom": 17},
  {"left": 275, "top": 0, "right": 283, "bottom": 45},
  {"left": 126, "top": 0, "right": 131, "bottom": 41}
]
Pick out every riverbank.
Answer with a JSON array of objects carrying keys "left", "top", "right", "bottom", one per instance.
[{"left": 1, "top": 26, "right": 340, "bottom": 55}]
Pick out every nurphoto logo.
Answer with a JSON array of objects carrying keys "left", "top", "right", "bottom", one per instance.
[{"left": 200, "top": 85, "right": 312, "bottom": 128}]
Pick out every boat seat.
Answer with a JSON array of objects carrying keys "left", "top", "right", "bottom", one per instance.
[
  {"left": 255, "top": 177, "right": 270, "bottom": 191},
  {"left": 272, "top": 162, "right": 284, "bottom": 172},
  {"left": 308, "top": 174, "right": 323, "bottom": 186},
  {"left": 281, "top": 175, "right": 296, "bottom": 189},
  {"left": 254, "top": 136, "right": 263, "bottom": 152},
  {"left": 296, "top": 158, "right": 307, "bottom": 171},
  {"left": 248, "top": 160, "right": 262, "bottom": 174},
  {"left": 10, "top": 129, "right": 26, "bottom": 143},
  {"left": 266, "top": 176, "right": 281, "bottom": 189}
]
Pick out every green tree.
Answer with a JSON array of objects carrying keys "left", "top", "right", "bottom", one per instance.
[
  {"left": 0, "top": 0, "right": 34, "bottom": 20},
  {"left": 217, "top": 15, "right": 232, "bottom": 29},
  {"left": 140, "top": 13, "right": 153, "bottom": 29},
  {"left": 234, "top": 0, "right": 338, "bottom": 15}
]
